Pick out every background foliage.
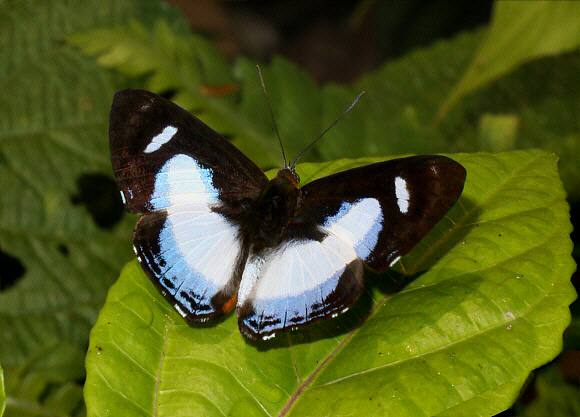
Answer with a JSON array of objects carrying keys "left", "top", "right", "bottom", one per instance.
[{"left": 0, "top": 1, "right": 577, "bottom": 416}]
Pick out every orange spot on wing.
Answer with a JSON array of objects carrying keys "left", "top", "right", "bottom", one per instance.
[{"left": 222, "top": 294, "right": 238, "bottom": 313}]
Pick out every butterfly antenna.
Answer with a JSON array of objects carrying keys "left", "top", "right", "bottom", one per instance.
[
  {"left": 291, "top": 91, "right": 365, "bottom": 170},
  {"left": 257, "top": 65, "right": 287, "bottom": 168}
]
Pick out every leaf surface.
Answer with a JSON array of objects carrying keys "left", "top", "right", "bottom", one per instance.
[{"left": 85, "top": 150, "right": 576, "bottom": 417}]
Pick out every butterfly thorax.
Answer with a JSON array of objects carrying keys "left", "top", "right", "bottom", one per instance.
[{"left": 246, "top": 168, "right": 302, "bottom": 253}]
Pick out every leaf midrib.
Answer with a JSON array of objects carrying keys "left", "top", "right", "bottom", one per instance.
[{"left": 154, "top": 318, "right": 171, "bottom": 417}]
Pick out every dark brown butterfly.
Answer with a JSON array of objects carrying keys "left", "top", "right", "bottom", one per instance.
[{"left": 109, "top": 89, "right": 466, "bottom": 341}]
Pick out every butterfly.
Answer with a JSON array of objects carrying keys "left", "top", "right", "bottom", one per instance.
[{"left": 109, "top": 88, "right": 466, "bottom": 341}]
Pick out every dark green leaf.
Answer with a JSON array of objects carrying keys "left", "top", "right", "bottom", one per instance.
[
  {"left": 515, "top": 366, "right": 580, "bottom": 417},
  {"left": 0, "top": 1, "right": 185, "bottom": 415},
  {"left": 0, "top": 0, "right": 136, "bottom": 380},
  {"left": 3, "top": 372, "right": 84, "bottom": 417}
]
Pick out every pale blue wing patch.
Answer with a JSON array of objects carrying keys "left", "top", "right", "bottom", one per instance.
[
  {"left": 237, "top": 233, "right": 361, "bottom": 339},
  {"left": 139, "top": 154, "right": 241, "bottom": 318},
  {"left": 322, "top": 198, "right": 383, "bottom": 261},
  {"left": 152, "top": 206, "right": 241, "bottom": 316},
  {"left": 150, "top": 154, "right": 219, "bottom": 211}
]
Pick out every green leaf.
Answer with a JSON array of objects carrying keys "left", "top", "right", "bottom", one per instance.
[
  {"left": 1, "top": 366, "right": 5, "bottom": 417},
  {"left": 67, "top": 18, "right": 483, "bottom": 166},
  {"left": 0, "top": 0, "right": 184, "bottom": 412},
  {"left": 514, "top": 366, "right": 580, "bottom": 417},
  {"left": 85, "top": 150, "right": 576, "bottom": 416},
  {"left": 0, "top": 0, "right": 131, "bottom": 377},
  {"left": 68, "top": 23, "right": 326, "bottom": 169},
  {"left": 439, "top": 1, "right": 580, "bottom": 117},
  {"left": 3, "top": 372, "right": 84, "bottom": 417}
]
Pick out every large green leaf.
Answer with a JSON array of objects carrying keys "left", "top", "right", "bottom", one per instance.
[
  {"left": 85, "top": 150, "right": 576, "bottom": 416},
  {"left": 438, "top": 1, "right": 580, "bottom": 117}
]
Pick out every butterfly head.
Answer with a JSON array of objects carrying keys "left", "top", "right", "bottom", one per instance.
[{"left": 276, "top": 166, "right": 300, "bottom": 186}]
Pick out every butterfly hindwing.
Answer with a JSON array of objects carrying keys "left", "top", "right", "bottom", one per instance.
[
  {"left": 110, "top": 89, "right": 267, "bottom": 321},
  {"left": 236, "top": 234, "right": 365, "bottom": 340}
]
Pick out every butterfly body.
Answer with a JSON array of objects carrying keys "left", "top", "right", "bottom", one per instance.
[
  {"left": 218, "top": 168, "right": 303, "bottom": 256},
  {"left": 110, "top": 89, "right": 466, "bottom": 341}
]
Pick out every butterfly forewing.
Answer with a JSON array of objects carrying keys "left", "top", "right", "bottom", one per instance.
[
  {"left": 299, "top": 155, "right": 467, "bottom": 270},
  {"left": 109, "top": 89, "right": 268, "bottom": 213}
]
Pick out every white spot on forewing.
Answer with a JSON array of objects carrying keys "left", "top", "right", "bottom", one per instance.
[
  {"left": 395, "top": 176, "right": 409, "bottom": 213},
  {"left": 262, "top": 333, "right": 276, "bottom": 341},
  {"left": 144, "top": 125, "right": 178, "bottom": 153},
  {"left": 119, "top": 190, "right": 127, "bottom": 204}
]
